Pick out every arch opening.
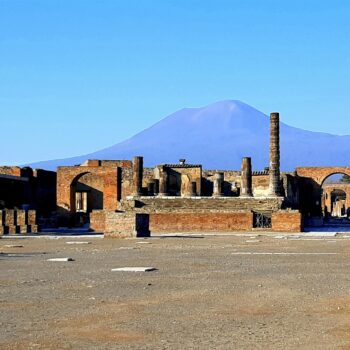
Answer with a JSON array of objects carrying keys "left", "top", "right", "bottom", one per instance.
[
  {"left": 70, "top": 172, "right": 104, "bottom": 226},
  {"left": 321, "top": 173, "right": 350, "bottom": 222}
]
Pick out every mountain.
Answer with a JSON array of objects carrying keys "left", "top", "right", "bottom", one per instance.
[{"left": 28, "top": 100, "right": 350, "bottom": 171}]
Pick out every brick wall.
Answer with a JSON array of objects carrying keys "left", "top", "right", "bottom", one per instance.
[
  {"left": 90, "top": 210, "right": 106, "bottom": 232},
  {"left": 57, "top": 166, "right": 121, "bottom": 216},
  {"left": 104, "top": 211, "right": 149, "bottom": 238},
  {"left": 272, "top": 211, "right": 303, "bottom": 232},
  {"left": 149, "top": 212, "right": 253, "bottom": 233}
]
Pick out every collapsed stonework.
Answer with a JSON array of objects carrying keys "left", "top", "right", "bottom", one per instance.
[{"left": 0, "top": 167, "right": 56, "bottom": 235}]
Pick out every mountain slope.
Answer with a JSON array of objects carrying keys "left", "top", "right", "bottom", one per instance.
[{"left": 28, "top": 100, "right": 350, "bottom": 171}]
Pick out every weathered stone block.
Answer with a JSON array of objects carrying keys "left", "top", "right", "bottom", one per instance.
[
  {"left": 30, "top": 225, "right": 39, "bottom": 233},
  {"left": 27, "top": 210, "right": 36, "bottom": 225},
  {"left": 0, "top": 210, "right": 4, "bottom": 226},
  {"left": 104, "top": 212, "right": 150, "bottom": 238},
  {"left": 18, "top": 225, "right": 29, "bottom": 234},
  {"left": 7, "top": 225, "right": 20, "bottom": 234},
  {"left": 5, "top": 210, "right": 16, "bottom": 226},
  {"left": 17, "top": 210, "right": 26, "bottom": 225}
]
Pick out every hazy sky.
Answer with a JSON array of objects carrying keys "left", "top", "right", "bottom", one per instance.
[{"left": 1, "top": 0, "right": 349, "bottom": 165}]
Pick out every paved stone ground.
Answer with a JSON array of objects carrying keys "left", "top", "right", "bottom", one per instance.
[{"left": 1, "top": 234, "right": 350, "bottom": 349}]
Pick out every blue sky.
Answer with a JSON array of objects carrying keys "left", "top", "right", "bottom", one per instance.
[{"left": 1, "top": 0, "right": 349, "bottom": 165}]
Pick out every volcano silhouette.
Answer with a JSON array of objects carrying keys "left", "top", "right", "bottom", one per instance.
[{"left": 29, "top": 100, "right": 350, "bottom": 171}]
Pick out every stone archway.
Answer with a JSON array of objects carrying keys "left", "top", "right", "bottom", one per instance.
[
  {"left": 69, "top": 172, "right": 104, "bottom": 227},
  {"left": 296, "top": 167, "right": 350, "bottom": 186},
  {"left": 70, "top": 172, "right": 104, "bottom": 214},
  {"left": 322, "top": 182, "right": 350, "bottom": 219},
  {"left": 296, "top": 167, "right": 350, "bottom": 219}
]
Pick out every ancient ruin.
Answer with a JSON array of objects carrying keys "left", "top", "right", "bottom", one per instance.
[{"left": 1, "top": 112, "right": 350, "bottom": 237}]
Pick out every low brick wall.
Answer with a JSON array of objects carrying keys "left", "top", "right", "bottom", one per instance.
[
  {"left": 150, "top": 212, "right": 253, "bottom": 233},
  {"left": 90, "top": 210, "right": 106, "bottom": 232},
  {"left": 272, "top": 211, "right": 303, "bottom": 232},
  {"left": 104, "top": 211, "right": 150, "bottom": 238}
]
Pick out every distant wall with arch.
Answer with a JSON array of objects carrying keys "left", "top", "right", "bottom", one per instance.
[
  {"left": 296, "top": 167, "right": 350, "bottom": 217},
  {"left": 56, "top": 162, "right": 132, "bottom": 225}
]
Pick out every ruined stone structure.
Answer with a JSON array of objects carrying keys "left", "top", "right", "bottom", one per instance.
[
  {"left": 295, "top": 167, "right": 350, "bottom": 221},
  {"left": 322, "top": 184, "right": 350, "bottom": 217},
  {"left": 52, "top": 112, "right": 304, "bottom": 237},
  {"left": 0, "top": 166, "right": 56, "bottom": 234},
  {"left": 1, "top": 112, "right": 348, "bottom": 237}
]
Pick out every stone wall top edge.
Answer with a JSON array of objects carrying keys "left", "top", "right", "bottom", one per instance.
[{"left": 127, "top": 196, "right": 284, "bottom": 200}]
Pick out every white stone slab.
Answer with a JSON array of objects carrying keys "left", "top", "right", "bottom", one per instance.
[
  {"left": 111, "top": 267, "right": 157, "bottom": 272},
  {"left": 4, "top": 245, "right": 23, "bottom": 248},
  {"left": 136, "top": 241, "right": 151, "bottom": 244},
  {"left": 47, "top": 257, "right": 75, "bottom": 262},
  {"left": 231, "top": 252, "right": 338, "bottom": 256},
  {"left": 245, "top": 240, "right": 261, "bottom": 243},
  {"left": 302, "top": 232, "right": 338, "bottom": 237},
  {"left": 66, "top": 241, "right": 91, "bottom": 245}
]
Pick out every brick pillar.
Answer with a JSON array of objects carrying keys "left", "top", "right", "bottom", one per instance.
[
  {"left": 147, "top": 181, "right": 155, "bottom": 196},
  {"left": 241, "top": 157, "right": 253, "bottom": 197},
  {"left": 213, "top": 172, "right": 224, "bottom": 197},
  {"left": 132, "top": 156, "right": 143, "bottom": 196},
  {"left": 269, "top": 112, "right": 281, "bottom": 196},
  {"left": 190, "top": 182, "right": 197, "bottom": 196},
  {"left": 158, "top": 169, "right": 168, "bottom": 196}
]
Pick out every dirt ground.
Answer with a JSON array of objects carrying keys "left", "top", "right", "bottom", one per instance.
[{"left": 1, "top": 233, "right": 350, "bottom": 349}]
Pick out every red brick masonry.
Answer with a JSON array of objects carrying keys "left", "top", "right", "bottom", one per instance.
[
  {"left": 149, "top": 212, "right": 253, "bottom": 233},
  {"left": 272, "top": 211, "right": 303, "bottom": 232}
]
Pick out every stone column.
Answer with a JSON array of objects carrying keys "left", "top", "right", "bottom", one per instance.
[
  {"left": 241, "top": 157, "right": 253, "bottom": 197},
  {"left": 269, "top": 112, "right": 281, "bottom": 196},
  {"left": 158, "top": 168, "right": 168, "bottom": 196},
  {"left": 132, "top": 156, "right": 143, "bottom": 196},
  {"left": 213, "top": 172, "right": 224, "bottom": 197}
]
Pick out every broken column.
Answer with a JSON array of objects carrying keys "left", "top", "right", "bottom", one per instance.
[
  {"left": 269, "top": 112, "right": 281, "bottom": 196},
  {"left": 241, "top": 157, "right": 253, "bottom": 197},
  {"left": 213, "top": 172, "right": 224, "bottom": 197},
  {"left": 158, "top": 167, "right": 168, "bottom": 196},
  {"left": 132, "top": 156, "right": 143, "bottom": 196}
]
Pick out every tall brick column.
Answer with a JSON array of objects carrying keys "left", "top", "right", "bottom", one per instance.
[
  {"left": 241, "top": 157, "right": 253, "bottom": 197},
  {"left": 213, "top": 172, "right": 224, "bottom": 197},
  {"left": 269, "top": 112, "right": 281, "bottom": 196},
  {"left": 132, "top": 156, "right": 143, "bottom": 196}
]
